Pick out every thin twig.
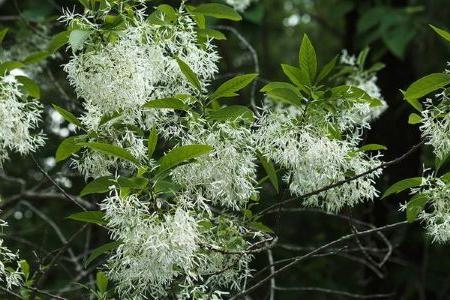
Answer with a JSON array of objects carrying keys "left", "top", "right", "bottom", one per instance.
[
  {"left": 230, "top": 221, "right": 408, "bottom": 299},
  {"left": 273, "top": 286, "right": 394, "bottom": 299}
]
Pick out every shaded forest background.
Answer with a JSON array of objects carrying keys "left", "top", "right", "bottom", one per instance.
[{"left": 0, "top": 0, "right": 449, "bottom": 299}]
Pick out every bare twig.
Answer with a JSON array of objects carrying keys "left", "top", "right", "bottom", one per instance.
[
  {"left": 273, "top": 286, "right": 394, "bottom": 299},
  {"left": 230, "top": 221, "right": 408, "bottom": 299}
]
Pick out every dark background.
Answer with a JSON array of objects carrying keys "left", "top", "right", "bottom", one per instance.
[{"left": 0, "top": 0, "right": 449, "bottom": 299}]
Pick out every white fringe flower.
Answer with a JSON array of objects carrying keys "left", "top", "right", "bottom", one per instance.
[
  {"left": 0, "top": 74, "right": 44, "bottom": 165},
  {"left": 101, "top": 190, "right": 199, "bottom": 299},
  {"left": 171, "top": 121, "right": 258, "bottom": 210},
  {"left": 0, "top": 217, "right": 23, "bottom": 289}
]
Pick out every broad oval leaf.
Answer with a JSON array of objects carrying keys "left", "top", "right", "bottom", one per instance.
[
  {"left": 429, "top": 24, "right": 450, "bottom": 43},
  {"left": 210, "top": 73, "right": 258, "bottom": 100},
  {"left": 281, "top": 64, "right": 308, "bottom": 87},
  {"left": 80, "top": 176, "right": 114, "bottom": 196},
  {"left": 408, "top": 113, "right": 422, "bottom": 125},
  {"left": 404, "top": 73, "right": 450, "bottom": 101},
  {"left": 48, "top": 31, "right": 70, "bottom": 53},
  {"left": 207, "top": 105, "right": 255, "bottom": 122},
  {"left": 23, "top": 51, "right": 49, "bottom": 65},
  {"left": 299, "top": 34, "right": 317, "bottom": 83},
  {"left": 79, "top": 142, "right": 139, "bottom": 165},
  {"left": 317, "top": 55, "right": 337, "bottom": 83},
  {"left": 56, "top": 135, "right": 86, "bottom": 162},
  {"left": 197, "top": 28, "right": 226, "bottom": 40},
  {"left": 0, "top": 61, "right": 25, "bottom": 75},
  {"left": 193, "top": 4, "right": 242, "bottom": 21},
  {"left": 158, "top": 144, "right": 213, "bottom": 173},
  {"left": 266, "top": 88, "right": 302, "bottom": 106},
  {"left": 382, "top": 177, "right": 423, "bottom": 199},
  {"left": 260, "top": 82, "right": 299, "bottom": 94},
  {"left": 142, "top": 98, "right": 189, "bottom": 111}
]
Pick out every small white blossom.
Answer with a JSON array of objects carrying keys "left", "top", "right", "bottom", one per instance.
[
  {"left": 0, "top": 74, "right": 44, "bottom": 165},
  {"left": 0, "top": 216, "right": 23, "bottom": 289},
  {"left": 409, "top": 176, "right": 450, "bottom": 243},
  {"left": 101, "top": 191, "right": 199, "bottom": 299},
  {"left": 171, "top": 121, "right": 258, "bottom": 209},
  {"left": 420, "top": 92, "right": 450, "bottom": 160},
  {"left": 225, "top": 0, "right": 256, "bottom": 12}
]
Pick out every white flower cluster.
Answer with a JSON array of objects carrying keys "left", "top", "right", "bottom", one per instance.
[
  {"left": 340, "top": 50, "right": 388, "bottom": 125},
  {"left": 171, "top": 121, "right": 258, "bottom": 210},
  {"left": 256, "top": 105, "right": 382, "bottom": 212},
  {"left": 420, "top": 91, "right": 450, "bottom": 160},
  {"left": 0, "top": 74, "right": 44, "bottom": 165},
  {"left": 101, "top": 191, "right": 199, "bottom": 298},
  {"left": 409, "top": 176, "right": 450, "bottom": 243},
  {"left": 0, "top": 217, "right": 23, "bottom": 289},
  {"left": 225, "top": 0, "right": 256, "bottom": 12}
]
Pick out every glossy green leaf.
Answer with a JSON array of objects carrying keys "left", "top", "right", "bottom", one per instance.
[
  {"left": 359, "top": 144, "right": 387, "bottom": 151},
  {"left": 158, "top": 144, "right": 213, "bottom": 173},
  {"left": 23, "top": 51, "right": 49, "bottom": 65},
  {"left": 55, "top": 135, "right": 86, "bottom": 162},
  {"left": 67, "top": 211, "right": 105, "bottom": 225},
  {"left": 80, "top": 176, "right": 114, "bottom": 196},
  {"left": 281, "top": 64, "right": 308, "bottom": 87},
  {"left": 142, "top": 98, "right": 189, "bottom": 111},
  {"left": 48, "top": 31, "right": 70, "bottom": 53},
  {"left": 266, "top": 88, "right": 301, "bottom": 106},
  {"left": 79, "top": 142, "right": 139, "bottom": 165},
  {"left": 208, "top": 105, "right": 255, "bottom": 122},
  {"left": 96, "top": 271, "right": 108, "bottom": 294},
  {"left": 408, "top": 113, "right": 422, "bottom": 125},
  {"left": 0, "top": 61, "right": 25, "bottom": 75},
  {"left": 406, "top": 193, "right": 428, "bottom": 222},
  {"left": 404, "top": 73, "right": 450, "bottom": 101},
  {"left": 52, "top": 104, "right": 85, "bottom": 129},
  {"left": 429, "top": 24, "right": 450, "bottom": 43},
  {"left": 258, "top": 154, "right": 279, "bottom": 193},
  {"left": 316, "top": 55, "right": 337, "bottom": 83},
  {"left": 382, "top": 177, "right": 423, "bottom": 199},
  {"left": 15, "top": 76, "right": 40, "bottom": 99},
  {"left": 197, "top": 29, "right": 226, "bottom": 40},
  {"left": 0, "top": 28, "right": 8, "bottom": 44},
  {"left": 147, "top": 127, "right": 158, "bottom": 158},
  {"left": 210, "top": 73, "right": 258, "bottom": 100},
  {"left": 299, "top": 34, "right": 317, "bottom": 83},
  {"left": 85, "top": 241, "right": 121, "bottom": 267}
]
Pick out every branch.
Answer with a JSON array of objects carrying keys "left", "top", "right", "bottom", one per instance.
[{"left": 229, "top": 221, "right": 408, "bottom": 299}]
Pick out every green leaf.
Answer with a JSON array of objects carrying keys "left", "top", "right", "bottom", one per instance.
[
  {"left": 80, "top": 176, "right": 114, "bottom": 196},
  {"left": 440, "top": 171, "right": 450, "bottom": 183},
  {"left": 281, "top": 64, "right": 309, "bottom": 87},
  {"left": 266, "top": 88, "right": 301, "bottom": 106},
  {"left": 56, "top": 135, "right": 86, "bottom": 162},
  {"left": 47, "top": 31, "right": 70, "bottom": 53},
  {"left": 67, "top": 211, "right": 105, "bottom": 225},
  {"left": 258, "top": 155, "right": 279, "bottom": 193},
  {"left": 210, "top": 73, "right": 258, "bottom": 100},
  {"left": 193, "top": 4, "right": 242, "bottom": 21},
  {"left": 52, "top": 104, "right": 85, "bottom": 129},
  {"left": 0, "top": 28, "right": 8, "bottom": 44},
  {"left": 96, "top": 272, "right": 108, "bottom": 294},
  {"left": 408, "top": 113, "right": 422, "bottom": 125},
  {"left": 429, "top": 24, "right": 450, "bottom": 43},
  {"left": 404, "top": 73, "right": 450, "bottom": 101},
  {"left": 158, "top": 144, "right": 213, "bottom": 173},
  {"left": 19, "top": 260, "right": 30, "bottom": 280},
  {"left": 382, "top": 177, "right": 423, "bottom": 199},
  {"left": 359, "top": 144, "right": 387, "bottom": 152},
  {"left": 117, "top": 177, "right": 148, "bottom": 190},
  {"left": 0, "top": 61, "right": 25, "bottom": 75},
  {"left": 153, "top": 179, "right": 181, "bottom": 195},
  {"left": 406, "top": 193, "right": 428, "bottom": 222},
  {"left": 22, "top": 51, "right": 49, "bottom": 65},
  {"left": 15, "top": 76, "right": 40, "bottom": 99},
  {"left": 260, "top": 82, "right": 299, "bottom": 93},
  {"left": 85, "top": 241, "right": 121, "bottom": 267},
  {"left": 147, "top": 127, "right": 158, "bottom": 158},
  {"left": 299, "top": 34, "right": 317, "bottom": 83},
  {"left": 197, "top": 29, "right": 226, "bottom": 40},
  {"left": 176, "top": 57, "right": 202, "bottom": 91},
  {"left": 207, "top": 105, "right": 255, "bottom": 122},
  {"left": 316, "top": 55, "right": 337, "bottom": 83},
  {"left": 142, "top": 98, "right": 189, "bottom": 111},
  {"left": 156, "top": 4, "right": 178, "bottom": 22},
  {"left": 79, "top": 142, "right": 139, "bottom": 165},
  {"left": 248, "top": 221, "right": 273, "bottom": 233},
  {"left": 69, "top": 30, "right": 91, "bottom": 52},
  {"left": 99, "top": 110, "right": 123, "bottom": 126}
]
